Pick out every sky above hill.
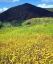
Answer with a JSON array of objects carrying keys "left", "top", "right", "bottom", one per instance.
[{"left": 0, "top": 0, "right": 53, "bottom": 12}]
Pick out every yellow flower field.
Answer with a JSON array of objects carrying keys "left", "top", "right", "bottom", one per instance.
[{"left": 0, "top": 18, "right": 53, "bottom": 64}]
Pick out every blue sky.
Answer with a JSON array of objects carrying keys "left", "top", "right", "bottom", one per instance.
[{"left": 0, "top": 0, "right": 53, "bottom": 12}]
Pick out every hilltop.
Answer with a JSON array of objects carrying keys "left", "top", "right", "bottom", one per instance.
[{"left": 0, "top": 3, "right": 53, "bottom": 22}]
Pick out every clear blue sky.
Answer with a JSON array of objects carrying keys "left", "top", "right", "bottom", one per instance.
[{"left": 0, "top": 0, "right": 53, "bottom": 12}]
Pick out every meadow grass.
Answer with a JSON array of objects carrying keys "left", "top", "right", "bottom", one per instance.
[{"left": 0, "top": 17, "right": 53, "bottom": 64}]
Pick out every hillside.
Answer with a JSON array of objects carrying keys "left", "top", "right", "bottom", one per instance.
[
  {"left": 0, "top": 3, "right": 53, "bottom": 22},
  {"left": 45, "top": 8, "right": 53, "bottom": 12},
  {"left": 0, "top": 17, "right": 53, "bottom": 64}
]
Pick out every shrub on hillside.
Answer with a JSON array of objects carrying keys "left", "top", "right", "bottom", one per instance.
[
  {"left": 11, "top": 20, "right": 22, "bottom": 26},
  {"left": 0, "top": 21, "right": 3, "bottom": 28},
  {"left": 3, "top": 22, "right": 12, "bottom": 27}
]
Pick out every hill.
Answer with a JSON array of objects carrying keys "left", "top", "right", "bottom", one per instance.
[
  {"left": 45, "top": 8, "right": 53, "bottom": 12},
  {"left": 0, "top": 3, "right": 53, "bottom": 22}
]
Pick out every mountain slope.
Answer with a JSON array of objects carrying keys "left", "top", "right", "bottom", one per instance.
[
  {"left": 0, "top": 3, "right": 53, "bottom": 22},
  {"left": 45, "top": 8, "right": 53, "bottom": 12}
]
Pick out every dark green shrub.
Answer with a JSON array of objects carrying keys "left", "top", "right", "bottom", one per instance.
[
  {"left": 0, "top": 21, "right": 3, "bottom": 28},
  {"left": 11, "top": 20, "right": 22, "bottom": 26}
]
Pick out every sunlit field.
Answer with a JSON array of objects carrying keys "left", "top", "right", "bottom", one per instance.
[{"left": 0, "top": 17, "right": 53, "bottom": 64}]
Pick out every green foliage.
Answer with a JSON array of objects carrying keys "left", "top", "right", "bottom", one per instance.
[
  {"left": 11, "top": 20, "right": 22, "bottom": 26},
  {"left": 0, "top": 17, "right": 53, "bottom": 28},
  {"left": 3, "top": 22, "right": 12, "bottom": 27},
  {"left": 22, "top": 17, "right": 53, "bottom": 26},
  {"left": 0, "top": 21, "right": 3, "bottom": 28},
  {"left": 11, "top": 20, "right": 18, "bottom": 26}
]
